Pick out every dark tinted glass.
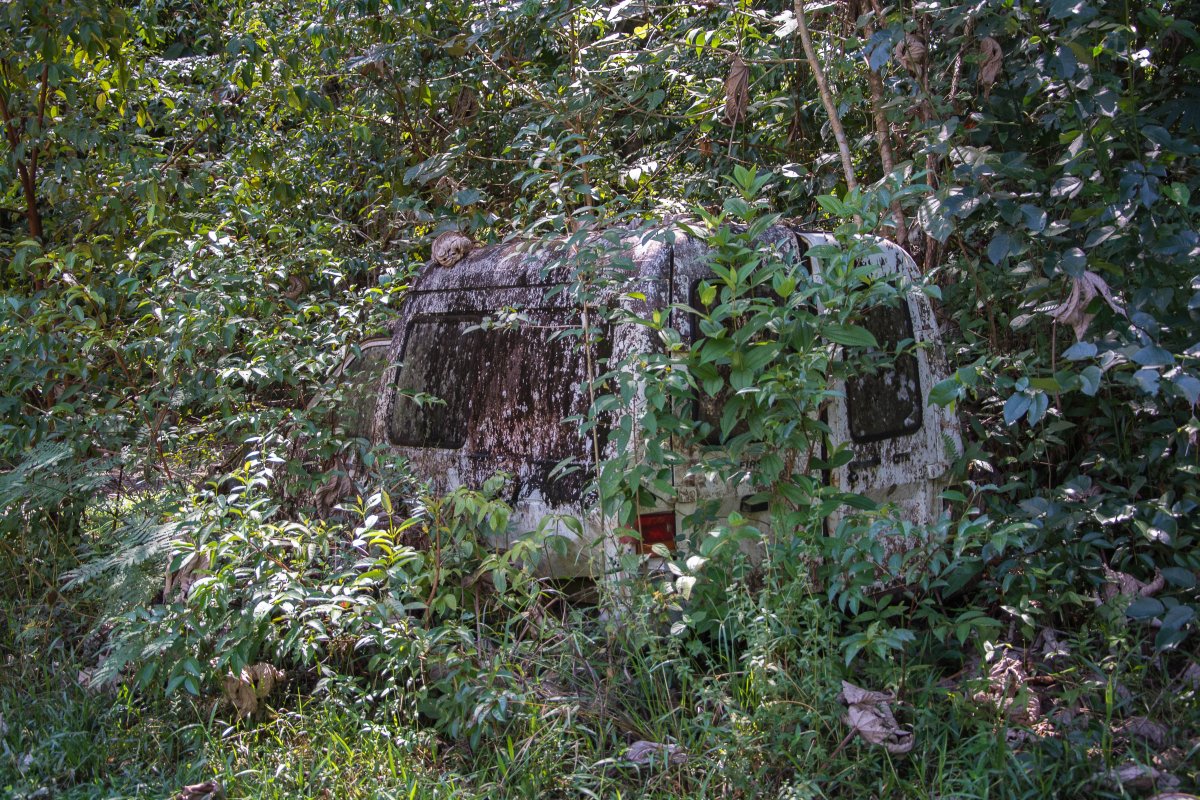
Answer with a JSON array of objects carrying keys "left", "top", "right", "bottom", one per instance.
[
  {"left": 389, "top": 313, "right": 606, "bottom": 462},
  {"left": 845, "top": 303, "right": 922, "bottom": 443}
]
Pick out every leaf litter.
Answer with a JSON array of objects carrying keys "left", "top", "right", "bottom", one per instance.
[
  {"left": 222, "top": 663, "right": 284, "bottom": 719},
  {"left": 839, "top": 681, "right": 914, "bottom": 754}
]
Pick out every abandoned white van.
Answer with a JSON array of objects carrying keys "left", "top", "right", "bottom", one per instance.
[{"left": 340, "top": 224, "right": 960, "bottom": 577}]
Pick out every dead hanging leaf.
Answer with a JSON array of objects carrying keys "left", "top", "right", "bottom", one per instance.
[
  {"left": 978, "top": 36, "right": 1003, "bottom": 98},
  {"left": 894, "top": 34, "right": 928, "bottom": 82},
  {"left": 164, "top": 552, "right": 210, "bottom": 602},
  {"left": 723, "top": 55, "right": 749, "bottom": 125},
  {"left": 1114, "top": 716, "right": 1170, "bottom": 749},
  {"left": 839, "top": 681, "right": 914, "bottom": 754},
  {"left": 431, "top": 231, "right": 475, "bottom": 268},
  {"left": 179, "top": 780, "right": 226, "bottom": 800},
  {"left": 283, "top": 274, "right": 309, "bottom": 301},
  {"left": 622, "top": 740, "right": 688, "bottom": 765},
  {"left": 349, "top": 44, "right": 391, "bottom": 79},
  {"left": 1096, "top": 763, "right": 1181, "bottom": 792},
  {"left": 971, "top": 648, "right": 1040, "bottom": 724},
  {"left": 313, "top": 472, "right": 353, "bottom": 516},
  {"left": 451, "top": 86, "right": 479, "bottom": 124},
  {"left": 1102, "top": 564, "right": 1165, "bottom": 602},
  {"left": 1047, "top": 270, "right": 1128, "bottom": 341},
  {"left": 222, "top": 663, "right": 284, "bottom": 719}
]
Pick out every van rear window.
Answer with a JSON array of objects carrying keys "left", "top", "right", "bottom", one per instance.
[
  {"left": 389, "top": 313, "right": 606, "bottom": 462},
  {"left": 845, "top": 303, "right": 922, "bottom": 443}
]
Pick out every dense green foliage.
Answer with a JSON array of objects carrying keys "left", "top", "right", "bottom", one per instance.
[{"left": 2, "top": 0, "right": 1199, "bottom": 797}]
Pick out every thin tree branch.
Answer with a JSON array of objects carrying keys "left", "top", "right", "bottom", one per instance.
[
  {"left": 862, "top": 12, "right": 908, "bottom": 247},
  {"left": 794, "top": 0, "right": 857, "bottom": 192},
  {"left": 29, "top": 62, "right": 48, "bottom": 179}
]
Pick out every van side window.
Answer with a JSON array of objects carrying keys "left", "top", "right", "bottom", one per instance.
[
  {"left": 844, "top": 302, "right": 922, "bottom": 443},
  {"left": 389, "top": 313, "right": 608, "bottom": 462},
  {"left": 390, "top": 317, "right": 477, "bottom": 450}
]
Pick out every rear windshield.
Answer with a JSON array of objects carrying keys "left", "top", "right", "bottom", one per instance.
[
  {"left": 389, "top": 312, "right": 607, "bottom": 462},
  {"left": 686, "top": 279, "right": 922, "bottom": 445},
  {"left": 845, "top": 302, "right": 922, "bottom": 443}
]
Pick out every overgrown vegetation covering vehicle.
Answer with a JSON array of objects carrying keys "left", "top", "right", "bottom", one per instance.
[
  {"left": 349, "top": 221, "right": 960, "bottom": 577},
  {"left": 2, "top": 0, "right": 1199, "bottom": 797}
]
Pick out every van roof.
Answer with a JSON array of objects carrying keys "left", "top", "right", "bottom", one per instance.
[{"left": 410, "top": 228, "right": 678, "bottom": 293}]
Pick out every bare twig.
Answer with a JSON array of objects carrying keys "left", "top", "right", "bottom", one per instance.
[
  {"left": 862, "top": 10, "right": 908, "bottom": 247},
  {"left": 794, "top": 0, "right": 857, "bottom": 192}
]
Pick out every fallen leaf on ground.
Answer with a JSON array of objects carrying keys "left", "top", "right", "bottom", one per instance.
[
  {"left": 622, "top": 740, "right": 688, "bottom": 765},
  {"left": 839, "top": 681, "right": 914, "bottom": 754},
  {"left": 1036, "top": 628, "right": 1070, "bottom": 663},
  {"left": 1096, "top": 763, "right": 1181, "bottom": 792},
  {"left": 222, "top": 663, "right": 284, "bottom": 719},
  {"left": 972, "top": 649, "right": 1040, "bottom": 724},
  {"left": 1114, "top": 716, "right": 1169, "bottom": 749},
  {"left": 179, "top": 781, "right": 225, "bottom": 800},
  {"left": 1155, "top": 747, "right": 1187, "bottom": 771},
  {"left": 1102, "top": 565, "right": 1165, "bottom": 601}
]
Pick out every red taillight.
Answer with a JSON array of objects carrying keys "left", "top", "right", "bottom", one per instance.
[{"left": 621, "top": 511, "right": 677, "bottom": 554}]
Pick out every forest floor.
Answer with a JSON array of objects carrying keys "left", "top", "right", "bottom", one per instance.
[{"left": 3, "top": 585, "right": 1198, "bottom": 800}]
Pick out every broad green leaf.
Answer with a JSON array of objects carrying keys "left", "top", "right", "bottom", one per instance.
[{"left": 824, "top": 324, "right": 878, "bottom": 348}]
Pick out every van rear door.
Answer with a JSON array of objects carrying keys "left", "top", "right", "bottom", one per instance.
[{"left": 797, "top": 232, "right": 959, "bottom": 527}]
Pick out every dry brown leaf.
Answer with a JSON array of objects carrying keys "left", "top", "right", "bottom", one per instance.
[
  {"left": 978, "top": 36, "right": 1003, "bottom": 98},
  {"left": 451, "top": 86, "right": 479, "bottom": 124},
  {"left": 839, "top": 681, "right": 914, "bottom": 754},
  {"left": 179, "top": 780, "right": 226, "bottom": 800},
  {"left": 431, "top": 231, "right": 475, "bottom": 268},
  {"left": 1097, "top": 763, "right": 1181, "bottom": 792},
  {"left": 1114, "top": 716, "right": 1170, "bottom": 749},
  {"left": 313, "top": 473, "right": 353, "bottom": 516},
  {"left": 623, "top": 740, "right": 688, "bottom": 765},
  {"left": 164, "top": 552, "right": 210, "bottom": 602},
  {"left": 894, "top": 34, "right": 928, "bottom": 82},
  {"left": 222, "top": 663, "right": 284, "bottom": 719},
  {"left": 723, "top": 55, "right": 749, "bottom": 125},
  {"left": 283, "top": 274, "right": 309, "bottom": 301},
  {"left": 1036, "top": 627, "right": 1070, "bottom": 663},
  {"left": 1102, "top": 564, "right": 1165, "bottom": 602},
  {"left": 1048, "top": 270, "right": 1128, "bottom": 341},
  {"left": 972, "top": 649, "right": 1041, "bottom": 724}
]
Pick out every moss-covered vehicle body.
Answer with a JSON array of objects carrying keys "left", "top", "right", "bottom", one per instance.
[{"left": 338, "top": 225, "right": 960, "bottom": 577}]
